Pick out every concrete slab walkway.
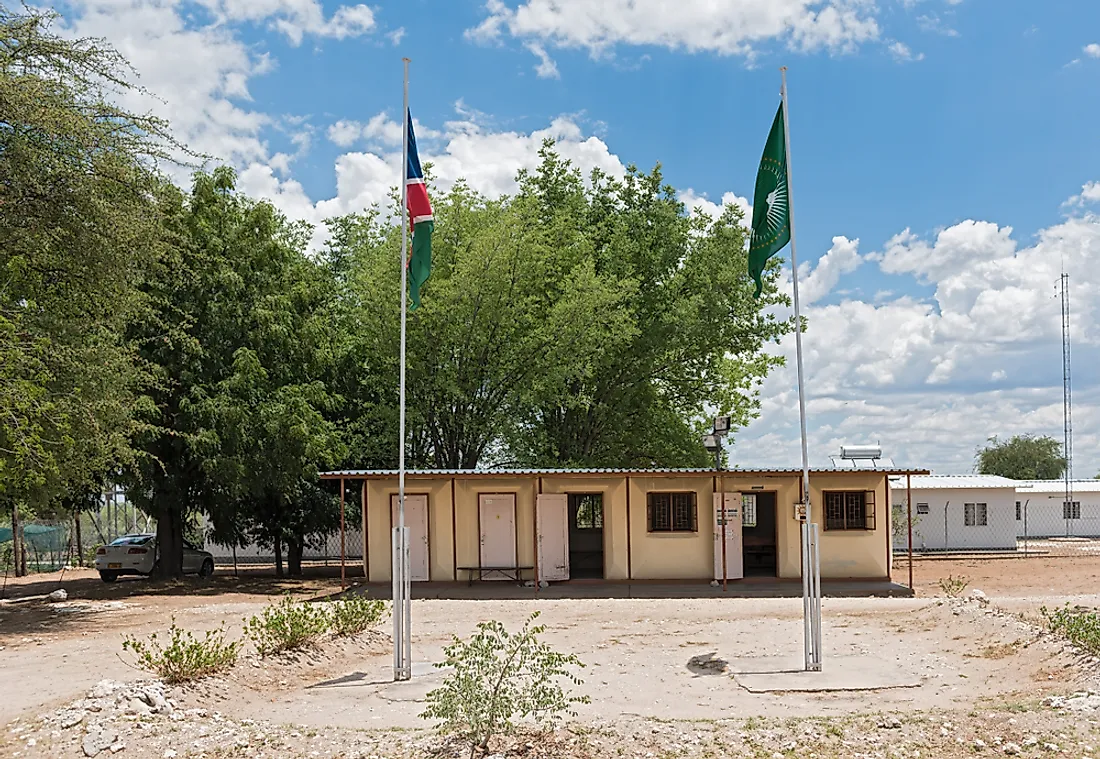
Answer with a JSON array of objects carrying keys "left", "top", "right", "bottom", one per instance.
[{"left": 731, "top": 655, "right": 921, "bottom": 693}]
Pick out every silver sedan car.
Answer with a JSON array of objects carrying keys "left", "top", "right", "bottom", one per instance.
[{"left": 94, "top": 534, "right": 215, "bottom": 583}]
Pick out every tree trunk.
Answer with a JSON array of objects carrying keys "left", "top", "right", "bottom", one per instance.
[
  {"left": 11, "top": 501, "right": 24, "bottom": 578},
  {"left": 74, "top": 512, "right": 83, "bottom": 567},
  {"left": 287, "top": 538, "right": 303, "bottom": 576},
  {"left": 154, "top": 484, "right": 185, "bottom": 579},
  {"left": 273, "top": 535, "right": 284, "bottom": 578}
]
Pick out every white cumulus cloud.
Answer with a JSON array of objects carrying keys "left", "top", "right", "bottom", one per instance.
[{"left": 468, "top": 0, "right": 884, "bottom": 64}]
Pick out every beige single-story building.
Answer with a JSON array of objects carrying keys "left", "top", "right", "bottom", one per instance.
[{"left": 320, "top": 467, "right": 927, "bottom": 585}]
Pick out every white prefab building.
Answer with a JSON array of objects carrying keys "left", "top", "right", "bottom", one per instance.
[
  {"left": 891, "top": 475, "right": 1019, "bottom": 552},
  {"left": 1014, "top": 480, "right": 1100, "bottom": 538}
]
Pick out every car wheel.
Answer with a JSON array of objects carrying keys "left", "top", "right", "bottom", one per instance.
[
  {"left": 99, "top": 571, "right": 119, "bottom": 583},
  {"left": 199, "top": 558, "right": 214, "bottom": 578}
]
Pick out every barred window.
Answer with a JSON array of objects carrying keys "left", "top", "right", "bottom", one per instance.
[
  {"left": 916, "top": 503, "right": 930, "bottom": 515},
  {"left": 1015, "top": 501, "right": 1021, "bottom": 521},
  {"left": 569, "top": 494, "right": 603, "bottom": 530},
  {"left": 964, "top": 503, "right": 988, "bottom": 527},
  {"left": 741, "top": 494, "right": 757, "bottom": 527},
  {"left": 647, "top": 492, "right": 698, "bottom": 533},
  {"left": 823, "top": 491, "right": 875, "bottom": 531},
  {"left": 1064, "top": 501, "right": 1081, "bottom": 520}
]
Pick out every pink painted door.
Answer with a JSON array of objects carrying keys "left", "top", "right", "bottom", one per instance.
[
  {"left": 536, "top": 494, "right": 569, "bottom": 582},
  {"left": 391, "top": 494, "right": 429, "bottom": 581},
  {"left": 713, "top": 492, "right": 744, "bottom": 580},
  {"left": 479, "top": 494, "right": 517, "bottom": 578}
]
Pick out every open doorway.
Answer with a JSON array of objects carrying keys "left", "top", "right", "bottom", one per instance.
[
  {"left": 568, "top": 493, "right": 604, "bottom": 579},
  {"left": 742, "top": 492, "right": 778, "bottom": 577}
]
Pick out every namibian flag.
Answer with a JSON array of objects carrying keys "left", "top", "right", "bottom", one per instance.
[{"left": 406, "top": 111, "right": 433, "bottom": 311}]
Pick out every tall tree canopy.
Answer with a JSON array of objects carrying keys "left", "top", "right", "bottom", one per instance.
[
  {"left": 976, "top": 434, "right": 1067, "bottom": 481},
  {"left": 128, "top": 168, "right": 341, "bottom": 577},
  {"left": 0, "top": 5, "right": 172, "bottom": 507},
  {"left": 337, "top": 145, "right": 792, "bottom": 469}
]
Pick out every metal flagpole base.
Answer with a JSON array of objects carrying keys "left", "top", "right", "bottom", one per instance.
[
  {"left": 809, "top": 523, "right": 822, "bottom": 671},
  {"left": 392, "top": 526, "right": 411, "bottom": 681},
  {"left": 801, "top": 519, "right": 823, "bottom": 672}
]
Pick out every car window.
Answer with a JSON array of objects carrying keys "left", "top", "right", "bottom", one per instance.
[
  {"left": 183, "top": 540, "right": 195, "bottom": 551},
  {"left": 108, "top": 535, "right": 153, "bottom": 546}
]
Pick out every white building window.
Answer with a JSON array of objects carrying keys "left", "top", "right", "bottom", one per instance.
[
  {"left": 916, "top": 503, "right": 930, "bottom": 515},
  {"left": 741, "top": 494, "right": 757, "bottom": 527},
  {"left": 1064, "top": 501, "right": 1081, "bottom": 520},
  {"left": 964, "top": 503, "right": 988, "bottom": 527}
]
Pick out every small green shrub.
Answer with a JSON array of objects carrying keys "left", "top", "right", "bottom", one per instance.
[
  {"left": 244, "top": 594, "right": 329, "bottom": 656},
  {"left": 122, "top": 619, "right": 240, "bottom": 683},
  {"left": 329, "top": 594, "right": 387, "bottom": 636},
  {"left": 1042, "top": 604, "right": 1100, "bottom": 655},
  {"left": 938, "top": 574, "right": 969, "bottom": 598},
  {"left": 420, "top": 611, "right": 589, "bottom": 758}
]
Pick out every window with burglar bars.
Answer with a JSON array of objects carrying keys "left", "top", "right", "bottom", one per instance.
[
  {"left": 647, "top": 492, "right": 697, "bottom": 533},
  {"left": 1016, "top": 501, "right": 1022, "bottom": 521},
  {"left": 741, "top": 494, "right": 757, "bottom": 527},
  {"left": 964, "top": 503, "right": 988, "bottom": 527},
  {"left": 1064, "top": 501, "right": 1081, "bottom": 520},
  {"left": 823, "top": 491, "right": 875, "bottom": 531},
  {"left": 569, "top": 493, "right": 603, "bottom": 530}
]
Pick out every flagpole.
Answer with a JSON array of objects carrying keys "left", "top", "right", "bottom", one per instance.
[
  {"left": 394, "top": 57, "right": 412, "bottom": 682},
  {"left": 781, "top": 66, "right": 821, "bottom": 672}
]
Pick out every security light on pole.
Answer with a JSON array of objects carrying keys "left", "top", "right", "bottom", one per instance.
[{"left": 713, "top": 416, "right": 731, "bottom": 437}]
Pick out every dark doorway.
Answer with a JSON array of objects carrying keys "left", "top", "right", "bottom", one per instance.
[
  {"left": 568, "top": 493, "right": 604, "bottom": 579},
  {"left": 742, "top": 492, "right": 778, "bottom": 577}
]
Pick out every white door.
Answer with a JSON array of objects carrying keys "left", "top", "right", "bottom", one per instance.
[
  {"left": 479, "top": 494, "right": 517, "bottom": 578},
  {"left": 713, "top": 492, "right": 744, "bottom": 580},
  {"left": 391, "top": 494, "right": 430, "bottom": 582},
  {"left": 536, "top": 494, "right": 569, "bottom": 582}
]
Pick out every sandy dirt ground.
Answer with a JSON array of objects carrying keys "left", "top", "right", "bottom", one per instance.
[{"left": 2, "top": 559, "right": 1099, "bottom": 758}]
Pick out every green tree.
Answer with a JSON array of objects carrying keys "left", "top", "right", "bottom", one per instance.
[
  {"left": 346, "top": 172, "right": 634, "bottom": 469},
  {"left": 129, "top": 168, "right": 342, "bottom": 577},
  {"left": 0, "top": 5, "right": 173, "bottom": 517},
  {"left": 334, "top": 145, "right": 790, "bottom": 471},
  {"left": 507, "top": 147, "right": 790, "bottom": 467},
  {"left": 976, "top": 435, "right": 1066, "bottom": 481}
]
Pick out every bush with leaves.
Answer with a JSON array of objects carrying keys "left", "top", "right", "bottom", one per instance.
[
  {"left": 244, "top": 594, "right": 329, "bottom": 656},
  {"left": 420, "top": 611, "right": 589, "bottom": 757},
  {"left": 1042, "top": 604, "right": 1100, "bottom": 655},
  {"left": 122, "top": 619, "right": 240, "bottom": 683},
  {"left": 329, "top": 594, "right": 387, "bottom": 636},
  {"left": 938, "top": 574, "right": 969, "bottom": 598}
]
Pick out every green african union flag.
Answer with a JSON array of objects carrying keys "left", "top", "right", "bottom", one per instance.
[{"left": 748, "top": 103, "right": 791, "bottom": 298}]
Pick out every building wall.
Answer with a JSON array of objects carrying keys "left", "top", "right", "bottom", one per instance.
[
  {"left": 890, "top": 487, "right": 1017, "bottom": 551},
  {"left": 806, "top": 473, "right": 891, "bottom": 579},
  {"left": 626, "top": 475, "right": 715, "bottom": 580},
  {"left": 1015, "top": 493, "right": 1100, "bottom": 538},
  {"left": 363, "top": 477, "right": 456, "bottom": 582},
  {"left": 539, "top": 476, "right": 629, "bottom": 580},
  {"left": 359, "top": 471, "right": 893, "bottom": 583}
]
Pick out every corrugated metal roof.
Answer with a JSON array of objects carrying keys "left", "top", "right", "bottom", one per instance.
[
  {"left": 1015, "top": 480, "right": 1100, "bottom": 494},
  {"left": 888, "top": 474, "right": 1019, "bottom": 490},
  {"left": 321, "top": 466, "right": 928, "bottom": 479}
]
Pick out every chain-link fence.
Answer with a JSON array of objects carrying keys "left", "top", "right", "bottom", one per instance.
[
  {"left": 2, "top": 502, "right": 152, "bottom": 575},
  {"left": 892, "top": 494, "right": 1100, "bottom": 558},
  {"left": 202, "top": 524, "right": 365, "bottom": 572}
]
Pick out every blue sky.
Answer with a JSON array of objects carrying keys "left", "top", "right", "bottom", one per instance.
[{"left": 54, "top": 0, "right": 1100, "bottom": 475}]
